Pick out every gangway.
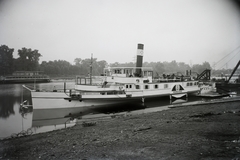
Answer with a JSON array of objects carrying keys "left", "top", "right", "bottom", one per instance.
[{"left": 197, "top": 69, "right": 211, "bottom": 81}]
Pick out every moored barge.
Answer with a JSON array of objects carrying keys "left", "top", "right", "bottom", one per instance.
[{"left": 0, "top": 71, "right": 50, "bottom": 84}]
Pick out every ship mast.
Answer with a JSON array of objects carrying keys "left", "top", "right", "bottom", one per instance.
[{"left": 90, "top": 53, "right": 93, "bottom": 85}]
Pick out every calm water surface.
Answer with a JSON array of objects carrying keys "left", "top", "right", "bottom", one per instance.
[
  {"left": 0, "top": 81, "right": 75, "bottom": 139},
  {"left": 0, "top": 81, "right": 234, "bottom": 139}
]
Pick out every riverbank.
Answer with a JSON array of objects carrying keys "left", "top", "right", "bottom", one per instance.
[{"left": 1, "top": 100, "right": 240, "bottom": 160}]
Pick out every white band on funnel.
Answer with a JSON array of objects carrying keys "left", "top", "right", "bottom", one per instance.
[{"left": 137, "top": 49, "right": 144, "bottom": 56}]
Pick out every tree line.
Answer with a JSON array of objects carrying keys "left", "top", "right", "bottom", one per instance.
[{"left": 0, "top": 45, "right": 236, "bottom": 78}]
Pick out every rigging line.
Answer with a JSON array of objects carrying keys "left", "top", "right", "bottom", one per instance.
[
  {"left": 215, "top": 45, "right": 240, "bottom": 66},
  {"left": 218, "top": 50, "right": 240, "bottom": 70},
  {"left": 218, "top": 51, "right": 239, "bottom": 70}
]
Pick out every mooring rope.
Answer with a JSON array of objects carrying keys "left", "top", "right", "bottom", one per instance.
[{"left": 1, "top": 128, "right": 33, "bottom": 140}]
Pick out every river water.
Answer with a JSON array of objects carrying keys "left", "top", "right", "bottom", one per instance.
[
  {"left": 0, "top": 81, "right": 234, "bottom": 139},
  {"left": 0, "top": 81, "right": 76, "bottom": 139}
]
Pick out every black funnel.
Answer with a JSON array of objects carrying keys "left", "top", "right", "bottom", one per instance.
[{"left": 136, "top": 44, "right": 144, "bottom": 77}]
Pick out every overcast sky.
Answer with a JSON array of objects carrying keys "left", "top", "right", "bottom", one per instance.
[{"left": 0, "top": 0, "right": 240, "bottom": 69}]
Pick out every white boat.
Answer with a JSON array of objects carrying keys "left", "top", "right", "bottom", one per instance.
[{"left": 24, "top": 44, "right": 201, "bottom": 120}]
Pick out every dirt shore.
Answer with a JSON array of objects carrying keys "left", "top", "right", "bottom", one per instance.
[{"left": 1, "top": 100, "right": 240, "bottom": 160}]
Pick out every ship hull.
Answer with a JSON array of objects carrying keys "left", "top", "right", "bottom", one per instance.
[
  {"left": 216, "top": 82, "right": 240, "bottom": 93},
  {"left": 31, "top": 91, "right": 141, "bottom": 120},
  {"left": 31, "top": 83, "right": 199, "bottom": 120}
]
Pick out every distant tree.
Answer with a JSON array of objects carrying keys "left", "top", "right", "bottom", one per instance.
[
  {"left": 39, "top": 60, "right": 72, "bottom": 75},
  {"left": 39, "top": 57, "right": 219, "bottom": 79},
  {"left": 110, "top": 62, "right": 120, "bottom": 67},
  {"left": 39, "top": 58, "right": 106, "bottom": 76},
  {"left": 192, "top": 61, "right": 211, "bottom": 74},
  {"left": 153, "top": 62, "right": 165, "bottom": 76},
  {"left": 74, "top": 58, "right": 82, "bottom": 66},
  {"left": 178, "top": 62, "right": 191, "bottom": 73},
  {"left": 143, "top": 62, "right": 165, "bottom": 77},
  {"left": 73, "top": 58, "right": 107, "bottom": 76},
  {"left": 0, "top": 45, "right": 14, "bottom": 75},
  {"left": 15, "top": 48, "right": 42, "bottom": 71},
  {"left": 202, "top": 61, "right": 211, "bottom": 69},
  {"left": 93, "top": 60, "right": 107, "bottom": 75}
]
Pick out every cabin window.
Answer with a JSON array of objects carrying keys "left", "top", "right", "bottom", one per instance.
[
  {"left": 126, "top": 85, "right": 128, "bottom": 88},
  {"left": 189, "top": 83, "right": 192, "bottom": 86},
  {"left": 129, "top": 85, "right": 132, "bottom": 88},
  {"left": 154, "top": 84, "right": 158, "bottom": 89},
  {"left": 86, "top": 79, "right": 91, "bottom": 85},
  {"left": 114, "top": 70, "right": 121, "bottom": 74},
  {"left": 145, "top": 85, "right": 149, "bottom": 89},
  {"left": 144, "top": 71, "right": 147, "bottom": 77},
  {"left": 143, "top": 79, "right": 149, "bottom": 83},
  {"left": 82, "top": 78, "right": 86, "bottom": 84},
  {"left": 136, "top": 85, "right": 140, "bottom": 89},
  {"left": 164, "top": 84, "right": 168, "bottom": 88},
  {"left": 77, "top": 77, "right": 81, "bottom": 84}
]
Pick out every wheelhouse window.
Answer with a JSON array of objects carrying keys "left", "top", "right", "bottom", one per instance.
[
  {"left": 77, "top": 77, "right": 81, "bottom": 84},
  {"left": 114, "top": 69, "right": 121, "bottom": 74},
  {"left": 76, "top": 77, "right": 91, "bottom": 85}
]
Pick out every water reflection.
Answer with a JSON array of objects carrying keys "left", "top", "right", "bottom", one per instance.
[
  {"left": 0, "top": 95, "right": 15, "bottom": 118},
  {"left": 84, "top": 96, "right": 189, "bottom": 115},
  {"left": 170, "top": 97, "right": 188, "bottom": 104},
  {"left": 0, "top": 82, "right": 76, "bottom": 139},
  {"left": 31, "top": 107, "right": 76, "bottom": 136},
  {"left": 31, "top": 120, "right": 76, "bottom": 135},
  {"left": 0, "top": 85, "right": 21, "bottom": 118},
  {"left": 0, "top": 81, "right": 72, "bottom": 120},
  {"left": 0, "top": 84, "right": 32, "bottom": 119}
]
